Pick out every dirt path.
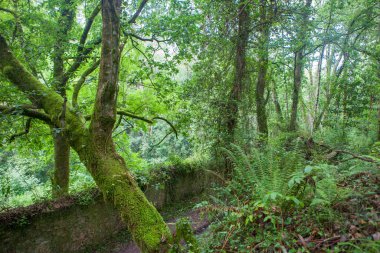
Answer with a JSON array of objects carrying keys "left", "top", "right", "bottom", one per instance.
[{"left": 93, "top": 208, "right": 209, "bottom": 253}]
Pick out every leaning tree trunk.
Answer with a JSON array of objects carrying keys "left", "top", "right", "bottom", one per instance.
[{"left": 0, "top": 0, "right": 171, "bottom": 251}]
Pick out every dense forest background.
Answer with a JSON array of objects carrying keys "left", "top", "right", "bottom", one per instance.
[{"left": 0, "top": 0, "right": 379, "bottom": 252}]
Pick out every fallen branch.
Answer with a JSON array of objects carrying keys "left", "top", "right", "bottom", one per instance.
[
  {"left": 305, "top": 138, "right": 379, "bottom": 165},
  {"left": 330, "top": 149, "right": 378, "bottom": 164}
]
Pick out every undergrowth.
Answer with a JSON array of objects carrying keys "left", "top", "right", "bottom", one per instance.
[{"left": 197, "top": 140, "right": 380, "bottom": 252}]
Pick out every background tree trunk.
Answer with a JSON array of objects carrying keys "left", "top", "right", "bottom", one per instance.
[
  {"left": 289, "top": 0, "right": 312, "bottom": 131},
  {"left": 225, "top": 0, "right": 249, "bottom": 142},
  {"left": 52, "top": 132, "right": 70, "bottom": 198},
  {"left": 255, "top": 0, "right": 272, "bottom": 139},
  {"left": 50, "top": 0, "right": 75, "bottom": 198},
  {"left": 289, "top": 50, "right": 303, "bottom": 131},
  {"left": 272, "top": 83, "right": 283, "bottom": 123}
]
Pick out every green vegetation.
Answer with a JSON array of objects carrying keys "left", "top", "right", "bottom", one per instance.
[
  {"left": 0, "top": 0, "right": 379, "bottom": 252},
  {"left": 198, "top": 139, "right": 379, "bottom": 252}
]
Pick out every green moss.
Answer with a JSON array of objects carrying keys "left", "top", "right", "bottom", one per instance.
[
  {"left": 83, "top": 154, "right": 172, "bottom": 252},
  {"left": 171, "top": 218, "right": 200, "bottom": 253}
]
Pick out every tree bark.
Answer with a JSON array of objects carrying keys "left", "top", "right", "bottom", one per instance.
[
  {"left": 225, "top": 0, "right": 249, "bottom": 143},
  {"left": 255, "top": 0, "right": 271, "bottom": 138},
  {"left": 52, "top": 131, "right": 70, "bottom": 198},
  {"left": 272, "top": 82, "right": 283, "bottom": 123},
  {"left": 288, "top": 0, "right": 312, "bottom": 131},
  {"left": 314, "top": 44, "right": 325, "bottom": 119},
  {"left": 289, "top": 50, "right": 303, "bottom": 131},
  {"left": 378, "top": 99, "right": 380, "bottom": 142},
  {"left": 0, "top": 0, "right": 171, "bottom": 250},
  {"left": 50, "top": 0, "right": 75, "bottom": 198}
]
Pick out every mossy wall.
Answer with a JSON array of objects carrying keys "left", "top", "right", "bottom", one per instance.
[{"left": 0, "top": 167, "right": 214, "bottom": 253}]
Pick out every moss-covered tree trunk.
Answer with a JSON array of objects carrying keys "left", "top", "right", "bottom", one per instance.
[{"left": 0, "top": 0, "right": 172, "bottom": 251}]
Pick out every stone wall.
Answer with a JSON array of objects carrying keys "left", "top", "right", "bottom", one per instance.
[{"left": 0, "top": 166, "right": 215, "bottom": 253}]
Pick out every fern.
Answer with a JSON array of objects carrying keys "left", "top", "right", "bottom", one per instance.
[{"left": 220, "top": 144, "right": 304, "bottom": 207}]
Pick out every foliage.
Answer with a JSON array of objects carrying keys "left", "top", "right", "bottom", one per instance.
[
  {"left": 171, "top": 218, "right": 200, "bottom": 253},
  {"left": 0, "top": 0, "right": 379, "bottom": 251},
  {"left": 198, "top": 141, "right": 379, "bottom": 252}
]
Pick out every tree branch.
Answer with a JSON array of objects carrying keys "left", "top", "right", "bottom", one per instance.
[
  {"left": 62, "top": 37, "right": 101, "bottom": 85},
  {"left": 327, "top": 149, "right": 379, "bottom": 165},
  {"left": 0, "top": 105, "right": 52, "bottom": 124},
  {"left": 79, "top": 3, "right": 101, "bottom": 48},
  {"left": 90, "top": 0, "right": 122, "bottom": 139},
  {"left": 128, "top": 0, "right": 148, "bottom": 24},
  {"left": 152, "top": 116, "right": 178, "bottom": 138},
  {"left": 128, "top": 33, "right": 170, "bottom": 43},
  {"left": 117, "top": 111, "right": 153, "bottom": 124},
  {"left": 58, "top": 0, "right": 101, "bottom": 87},
  {"left": 306, "top": 138, "right": 380, "bottom": 165},
  {"left": 9, "top": 118, "right": 32, "bottom": 142},
  {"left": 84, "top": 111, "right": 177, "bottom": 138},
  {"left": 0, "top": 34, "right": 88, "bottom": 151},
  {"left": 0, "top": 7, "right": 17, "bottom": 16},
  {"left": 72, "top": 58, "right": 100, "bottom": 108},
  {"left": 148, "top": 130, "right": 173, "bottom": 153}
]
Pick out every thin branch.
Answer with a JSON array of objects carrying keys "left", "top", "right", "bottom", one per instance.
[
  {"left": 59, "top": 3, "right": 101, "bottom": 86},
  {"left": 333, "top": 150, "right": 379, "bottom": 165},
  {"left": 113, "top": 115, "right": 123, "bottom": 131},
  {"left": 117, "top": 111, "right": 153, "bottom": 124},
  {"left": 84, "top": 110, "right": 178, "bottom": 138},
  {"left": 0, "top": 105, "right": 52, "bottom": 124},
  {"left": 307, "top": 138, "right": 380, "bottom": 165},
  {"left": 128, "top": 33, "right": 170, "bottom": 43},
  {"left": 79, "top": 3, "right": 101, "bottom": 48},
  {"left": 148, "top": 130, "right": 173, "bottom": 153},
  {"left": 72, "top": 58, "right": 100, "bottom": 108},
  {"left": 9, "top": 118, "right": 32, "bottom": 142},
  {"left": 128, "top": 0, "right": 148, "bottom": 24},
  {"left": 152, "top": 116, "right": 178, "bottom": 139},
  {"left": 62, "top": 37, "right": 101, "bottom": 85}
]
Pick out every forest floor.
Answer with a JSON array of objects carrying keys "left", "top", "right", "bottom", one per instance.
[
  {"left": 88, "top": 196, "right": 209, "bottom": 253},
  {"left": 86, "top": 169, "right": 379, "bottom": 253}
]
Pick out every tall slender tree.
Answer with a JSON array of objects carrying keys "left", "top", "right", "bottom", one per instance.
[
  {"left": 225, "top": 0, "right": 250, "bottom": 143},
  {"left": 289, "top": 0, "right": 312, "bottom": 131},
  {"left": 255, "top": 0, "right": 274, "bottom": 138}
]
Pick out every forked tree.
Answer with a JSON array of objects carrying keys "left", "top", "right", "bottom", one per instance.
[{"left": 0, "top": 0, "right": 172, "bottom": 252}]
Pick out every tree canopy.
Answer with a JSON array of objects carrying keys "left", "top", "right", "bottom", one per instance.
[{"left": 0, "top": 0, "right": 379, "bottom": 252}]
